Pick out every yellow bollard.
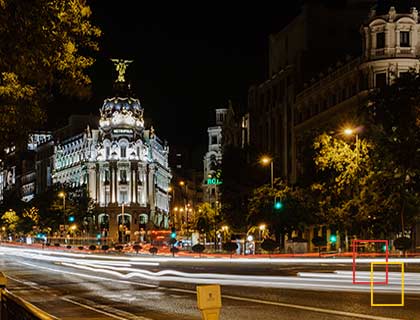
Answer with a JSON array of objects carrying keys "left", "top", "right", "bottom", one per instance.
[
  {"left": 196, "top": 284, "right": 222, "bottom": 320},
  {"left": 0, "top": 272, "right": 6, "bottom": 316}
]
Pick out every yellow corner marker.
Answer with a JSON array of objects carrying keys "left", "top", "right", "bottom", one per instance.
[
  {"left": 197, "top": 284, "right": 222, "bottom": 320},
  {"left": 370, "top": 262, "right": 404, "bottom": 307}
]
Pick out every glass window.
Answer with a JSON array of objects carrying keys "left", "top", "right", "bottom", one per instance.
[
  {"left": 121, "top": 146, "right": 126, "bottom": 158},
  {"left": 211, "top": 135, "right": 217, "bottom": 145},
  {"left": 120, "top": 170, "right": 127, "bottom": 183},
  {"left": 400, "top": 31, "right": 410, "bottom": 47},
  {"left": 104, "top": 169, "right": 110, "bottom": 183},
  {"left": 106, "top": 147, "right": 110, "bottom": 158},
  {"left": 376, "top": 32, "right": 385, "bottom": 49},
  {"left": 120, "top": 191, "right": 128, "bottom": 203}
]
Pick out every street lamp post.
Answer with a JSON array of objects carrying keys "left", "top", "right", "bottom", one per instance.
[
  {"left": 121, "top": 202, "right": 126, "bottom": 244},
  {"left": 179, "top": 181, "right": 190, "bottom": 245},
  {"left": 58, "top": 192, "right": 66, "bottom": 233},
  {"left": 260, "top": 156, "right": 274, "bottom": 188}
]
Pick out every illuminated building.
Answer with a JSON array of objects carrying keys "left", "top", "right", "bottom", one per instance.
[{"left": 52, "top": 60, "right": 172, "bottom": 241}]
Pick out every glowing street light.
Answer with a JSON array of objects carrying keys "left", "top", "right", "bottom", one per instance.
[
  {"left": 343, "top": 128, "right": 354, "bottom": 136},
  {"left": 260, "top": 156, "right": 274, "bottom": 188},
  {"left": 58, "top": 191, "right": 66, "bottom": 228}
]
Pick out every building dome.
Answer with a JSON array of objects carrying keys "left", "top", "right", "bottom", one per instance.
[{"left": 100, "top": 96, "right": 143, "bottom": 119}]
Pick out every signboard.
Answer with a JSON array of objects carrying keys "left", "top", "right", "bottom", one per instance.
[
  {"left": 207, "top": 178, "right": 222, "bottom": 185},
  {"left": 113, "top": 129, "right": 133, "bottom": 135}
]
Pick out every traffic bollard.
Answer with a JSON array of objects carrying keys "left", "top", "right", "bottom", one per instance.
[
  {"left": 196, "top": 284, "right": 222, "bottom": 320},
  {"left": 0, "top": 272, "right": 6, "bottom": 319}
]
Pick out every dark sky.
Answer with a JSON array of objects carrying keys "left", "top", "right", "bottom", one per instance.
[{"left": 48, "top": 2, "right": 303, "bottom": 166}]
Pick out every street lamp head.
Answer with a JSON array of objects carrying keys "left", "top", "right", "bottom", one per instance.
[
  {"left": 259, "top": 224, "right": 266, "bottom": 231},
  {"left": 168, "top": 186, "right": 173, "bottom": 192},
  {"left": 174, "top": 207, "right": 178, "bottom": 211},
  {"left": 260, "top": 156, "right": 272, "bottom": 165},
  {"left": 58, "top": 191, "right": 65, "bottom": 198},
  {"left": 179, "top": 181, "right": 185, "bottom": 186},
  {"left": 343, "top": 128, "right": 354, "bottom": 136}
]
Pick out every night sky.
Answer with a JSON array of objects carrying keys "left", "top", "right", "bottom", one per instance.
[{"left": 48, "top": 1, "right": 302, "bottom": 167}]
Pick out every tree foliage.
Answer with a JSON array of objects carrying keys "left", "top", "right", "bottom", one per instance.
[
  {"left": 364, "top": 70, "right": 420, "bottom": 236},
  {"left": 193, "top": 202, "right": 217, "bottom": 238},
  {"left": 312, "top": 132, "right": 373, "bottom": 233},
  {"left": 1, "top": 209, "right": 19, "bottom": 231},
  {"left": 0, "top": 0, "right": 101, "bottom": 153},
  {"left": 248, "top": 179, "right": 317, "bottom": 242}
]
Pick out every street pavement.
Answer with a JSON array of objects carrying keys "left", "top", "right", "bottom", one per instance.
[{"left": 0, "top": 246, "right": 419, "bottom": 319}]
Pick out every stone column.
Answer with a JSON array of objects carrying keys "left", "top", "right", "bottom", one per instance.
[
  {"left": 87, "top": 163, "right": 96, "bottom": 201},
  {"left": 113, "top": 164, "right": 118, "bottom": 204},
  {"left": 110, "top": 163, "right": 114, "bottom": 203},
  {"left": 96, "top": 164, "right": 100, "bottom": 203},
  {"left": 129, "top": 164, "right": 133, "bottom": 204},
  {"left": 132, "top": 163, "right": 138, "bottom": 204}
]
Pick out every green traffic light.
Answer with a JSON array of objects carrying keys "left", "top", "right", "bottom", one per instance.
[
  {"left": 330, "top": 234, "right": 337, "bottom": 243},
  {"left": 171, "top": 232, "right": 176, "bottom": 239},
  {"left": 274, "top": 201, "right": 283, "bottom": 210}
]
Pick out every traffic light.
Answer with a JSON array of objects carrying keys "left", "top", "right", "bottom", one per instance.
[
  {"left": 330, "top": 234, "right": 337, "bottom": 243},
  {"left": 68, "top": 215, "right": 75, "bottom": 222},
  {"left": 274, "top": 197, "right": 283, "bottom": 210},
  {"left": 170, "top": 227, "right": 176, "bottom": 239}
]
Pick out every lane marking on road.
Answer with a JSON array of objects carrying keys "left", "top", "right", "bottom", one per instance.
[
  {"left": 5, "top": 274, "right": 152, "bottom": 320},
  {"left": 61, "top": 296, "right": 151, "bottom": 320},
  {"left": 167, "top": 287, "right": 404, "bottom": 320}
]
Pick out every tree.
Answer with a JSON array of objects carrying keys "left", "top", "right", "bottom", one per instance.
[
  {"left": 364, "top": 70, "right": 420, "bottom": 239},
  {"left": 0, "top": 0, "right": 101, "bottom": 154},
  {"left": 21, "top": 207, "right": 40, "bottom": 234},
  {"left": 193, "top": 202, "right": 217, "bottom": 241},
  {"left": 248, "top": 179, "right": 317, "bottom": 246},
  {"left": 312, "top": 132, "right": 373, "bottom": 235},
  {"left": 1, "top": 209, "right": 19, "bottom": 232}
]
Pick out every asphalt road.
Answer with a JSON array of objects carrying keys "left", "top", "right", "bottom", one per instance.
[{"left": 0, "top": 246, "right": 419, "bottom": 320}]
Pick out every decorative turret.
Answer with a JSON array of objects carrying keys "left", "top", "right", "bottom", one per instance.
[
  {"left": 99, "top": 59, "right": 144, "bottom": 136},
  {"left": 361, "top": 5, "right": 420, "bottom": 61}
]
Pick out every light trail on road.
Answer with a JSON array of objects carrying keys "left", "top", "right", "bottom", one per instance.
[
  {"left": 1, "top": 246, "right": 418, "bottom": 294},
  {"left": 2, "top": 246, "right": 420, "bottom": 264}
]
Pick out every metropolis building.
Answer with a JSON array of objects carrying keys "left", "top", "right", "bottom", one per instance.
[{"left": 53, "top": 60, "right": 171, "bottom": 241}]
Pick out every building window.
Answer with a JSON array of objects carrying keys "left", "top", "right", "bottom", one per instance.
[
  {"left": 375, "top": 73, "right": 387, "bottom": 88},
  {"left": 120, "top": 170, "right": 127, "bottom": 184},
  {"left": 211, "top": 135, "right": 217, "bottom": 145},
  {"left": 120, "top": 191, "right": 128, "bottom": 203},
  {"left": 121, "top": 146, "right": 126, "bottom": 158},
  {"left": 106, "top": 147, "right": 110, "bottom": 158},
  {"left": 376, "top": 32, "right": 385, "bottom": 49},
  {"left": 104, "top": 170, "right": 110, "bottom": 184},
  {"left": 400, "top": 31, "right": 410, "bottom": 47}
]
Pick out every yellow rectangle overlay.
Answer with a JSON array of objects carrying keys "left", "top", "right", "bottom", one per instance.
[{"left": 370, "top": 262, "right": 404, "bottom": 307}]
